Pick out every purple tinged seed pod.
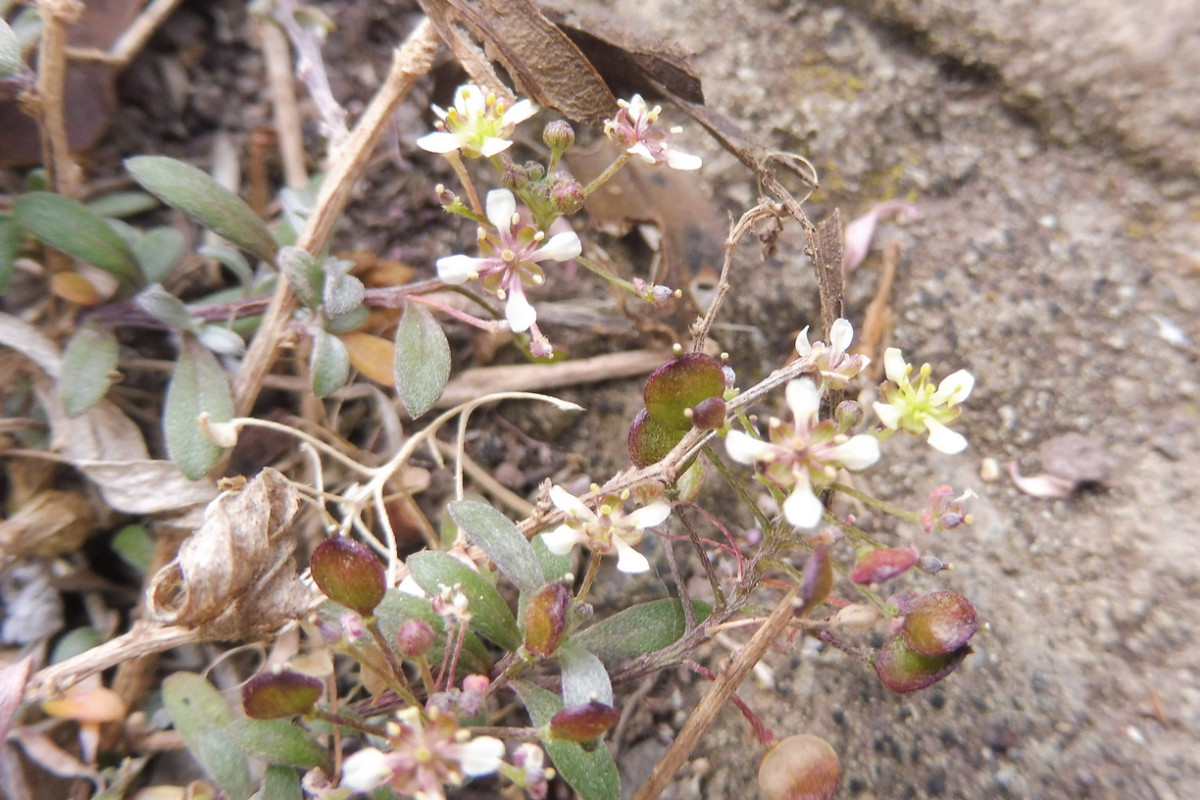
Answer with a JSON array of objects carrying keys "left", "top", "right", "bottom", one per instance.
[
  {"left": 873, "top": 634, "right": 970, "bottom": 693},
  {"left": 900, "top": 591, "right": 978, "bottom": 656},
  {"left": 242, "top": 668, "right": 323, "bottom": 719},
  {"left": 549, "top": 700, "right": 620, "bottom": 742},
  {"left": 848, "top": 545, "right": 919, "bottom": 585},
  {"left": 757, "top": 733, "right": 841, "bottom": 800},
  {"left": 310, "top": 538, "right": 387, "bottom": 615},
  {"left": 524, "top": 582, "right": 572, "bottom": 656}
]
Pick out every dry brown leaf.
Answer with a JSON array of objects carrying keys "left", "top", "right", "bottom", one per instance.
[
  {"left": 146, "top": 468, "right": 312, "bottom": 640},
  {"left": 0, "top": 656, "right": 34, "bottom": 743},
  {"left": 0, "top": 489, "right": 95, "bottom": 559},
  {"left": 419, "top": 0, "right": 616, "bottom": 125}
]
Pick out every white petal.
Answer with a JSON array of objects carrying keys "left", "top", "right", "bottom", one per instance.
[
  {"left": 783, "top": 482, "right": 824, "bottom": 529},
  {"left": 627, "top": 143, "right": 656, "bottom": 164},
  {"left": 479, "top": 137, "right": 515, "bottom": 157},
  {"left": 666, "top": 150, "right": 702, "bottom": 170},
  {"left": 340, "top": 748, "right": 393, "bottom": 791},
  {"left": 873, "top": 401, "right": 903, "bottom": 430},
  {"left": 549, "top": 484, "right": 590, "bottom": 517},
  {"left": 436, "top": 254, "right": 483, "bottom": 284},
  {"left": 933, "top": 369, "right": 975, "bottom": 404},
  {"left": 883, "top": 348, "right": 908, "bottom": 384},
  {"left": 540, "top": 525, "right": 585, "bottom": 556},
  {"left": 829, "top": 318, "right": 853, "bottom": 354},
  {"left": 725, "top": 430, "right": 774, "bottom": 464},
  {"left": 502, "top": 98, "right": 537, "bottom": 126},
  {"left": 795, "top": 326, "right": 813, "bottom": 356},
  {"left": 537, "top": 231, "right": 582, "bottom": 261},
  {"left": 832, "top": 434, "right": 881, "bottom": 470},
  {"left": 454, "top": 84, "right": 485, "bottom": 114},
  {"left": 504, "top": 289, "right": 538, "bottom": 333},
  {"left": 625, "top": 501, "right": 671, "bottom": 529},
  {"left": 459, "top": 736, "right": 506, "bottom": 776},
  {"left": 785, "top": 379, "right": 820, "bottom": 424},
  {"left": 613, "top": 536, "right": 651, "bottom": 573},
  {"left": 924, "top": 417, "right": 968, "bottom": 454},
  {"left": 485, "top": 189, "right": 517, "bottom": 232},
  {"left": 416, "top": 131, "right": 465, "bottom": 154}
]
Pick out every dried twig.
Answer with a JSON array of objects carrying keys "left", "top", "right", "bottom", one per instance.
[
  {"left": 35, "top": 0, "right": 84, "bottom": 197},
  {"left": 257, "top": 18, "right": 309, "bottom": 190}
]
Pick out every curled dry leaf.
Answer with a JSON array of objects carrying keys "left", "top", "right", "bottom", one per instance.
[
  {"left": 1008, "top": 433, "right": 1109, "bottom": 498},
  {"left": 146, "top": 468, "right": 312, "bottom": 640}
]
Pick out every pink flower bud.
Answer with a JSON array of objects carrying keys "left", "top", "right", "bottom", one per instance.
[
  {"left": 310, "top": 538, "right": 387, "bottom": 615},
  {"left": 757, "top": 734, "right": 840, "bottom": 800},
  {"left": 396, "top": 619, "right": 436, "bottom": 657},
  {"left": 542, "top": 120, "right": 576, "bottom": 152},
  {"left": 688, "top": 396, "right": 728, "bottom": 431}
]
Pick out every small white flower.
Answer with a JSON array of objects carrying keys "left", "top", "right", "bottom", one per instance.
[
  {"left": 340, "top": 747, "right": 393, "bottom": 792},
  {"left": 726, "top": 378, "right": 880, "bottom": 529},
  {"left": 872, "top": 348, "right": 974, "bottom": 454},
  {"left": 540, "top": 485, "right": 671, "bottom": 573},
  {"left": 795, "top": 318, "right": 869, "bottom": 387},
  {"left": 604, "top": 94, "right": 701, "bottom": 170},
  {"left": 417, "top": 84, "right": 536, "bottom": 158}
]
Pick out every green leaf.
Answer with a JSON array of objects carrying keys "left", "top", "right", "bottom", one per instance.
[
  {"left": 0, "top": 18, "right": 23, "bottom": 80},
  {"left": 573, "top": 599, "right": 712, "bottom": 660},
  {"left": 558, "top": 642, "right": 613, "bottom": 707},
  {"left": 277, "top": 246, "right": 322, "bottom": 307},
  {"left": 393, "top": 303, "right": 450, "bottom": 418},
  {"left": 366, "top": 590, "right": 491, "bottom": 675},
  {"left": 533, "top": 534, "right": 572, "bottom": 583},
  {"left": 50, "top": 627, "right": 103, "bottom": 664},
  {"left": 512, "top": 681, "right": 620, "bottom": 800},
  {"left": 59, "top": 321, "right": 119, "bottom": 416},
  {"left": 125, "top": 156, "right": 277, "bottom": 263},
  {"left": 406, "top": 551, "right": 520, "bottom": 651},
  {"left": 162, "top": 673, "right": 254, "bottom": 800},
  {"left": 133, "top": 227, "right": 186, "bottom": 284},
  {"left": 164, "top": 336, "right": 234, "bottom": 480},
  {"left": 86, "top": 191, "right": 160, "bottom": 219},
  {"left": 322, "top": 266, "right": 364, "bottom": 318},
  {"left": 311, "top": 329, "right": 350, "bottom": 397},
  {"left": 200, "top": 243, "right": 254, "bottom": 287},
  {"left": 448, "top": 499, "right": 544, "bottom": 594},
  {"left": 0, "top": 213, "right": 19, "bottom": 294},
  {"left": 111, "top": 524, "right": 154, "bottom": 574},
  {"left": 226, "top": 718, "right": 331, "bottom": 771},
  {"left": 135, "top": 283, "right": 195, "bottom": 330},
  {"left": 258, "top": 764, "right": 303, "bottom": 800},
  {"left": 12, "top": 192, "right": 139, "bottom": 281}
]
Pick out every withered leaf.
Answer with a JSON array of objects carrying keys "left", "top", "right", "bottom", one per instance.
[
  {"left": 418, "top": 0, "right": 615, "bottom": 126},
  {"left": 146, "top": 468, "right": 311, "bottom": 640}
]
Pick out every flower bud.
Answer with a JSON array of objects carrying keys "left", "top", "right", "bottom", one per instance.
[
  {"left": 688, "top": 396, "right": 727, "bottom": 431},
  {"left": 543, "top": 120, "right": 576, "bottom": 153},
  {"left": 242, "top": 668, "right": 323, "bottom": 719},
  {"left": 310, "top": 538, "right": 387, "bottom": 615},
  {"left": 848, "top": 545, "right": 919, "bottom": 585},
  {"left": 873, "top": 634, "right": 970, "bottom": 694},
  {"left": 900, "top": 591, "right": 978, "bottom": 656},
  {"left": 796, "top": 545, "right": 832, "bottom": 616},
  {"left": 396, "top": 618, "right": 436, "bottom": 658},
  {"left": 550, "top": 174, "right": 585, "bottom": 215},
  {"left": 523, "top": 582, "right": 571, "bottom": 656},
  {"left": 833, "top": 400, "right": 864, "bottom": 433},
  {"left": 757, "top": 734, "right": 840, "bottom": 800},
  {"left": 549, "top": 700, "right": 620, "bottom": 742}
]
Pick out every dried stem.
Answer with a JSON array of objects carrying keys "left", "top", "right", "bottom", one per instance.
[
  {"left": 35, "top": 0, "right": 83, "bottom": 197},
  {"left": 257, "top": 17, "right": 309, "bottom": 190}
]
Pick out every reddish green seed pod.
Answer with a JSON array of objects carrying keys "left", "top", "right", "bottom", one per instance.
[
  {"left": 873, "top": 634, "right": 970, "bottom": 694},
  {"left": 848, "top": 545, "right": 919, "bottom": 585},
  {"left": 310, "top": 538, "right": 386, "bottom": 615},
  {"left": 242, "top": 668, "right": 323, "bottom": 719},
  {"left": 524, "top": 582, "right": 571, "bottom": 656},
  {"left": 689, "top": 396, "right": 728, "bottom": 431},
  {"left": 796, "top": 545, "right": 833, "bottom": 617},
  {"left": 757, "top": 733, "right": 841, "bottom": 800},
  {"left": 900, "top": 591, "right": 979, "bottom": 656},
  {"left": 549, "top": 701, "right": 620, "bottom": 742}
]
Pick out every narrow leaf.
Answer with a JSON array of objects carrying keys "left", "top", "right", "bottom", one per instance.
[
  {"left": 310, "top": 329, "right": 350, "bottom": 397},
  {"left": 259, "top": 764, "right": 303, "bottom": 800},
  {"left": 338, "top": 331, "right": 395, "bottom": 386},
  {"left": 322, "top": 267, "right": 364, "bottom": 318},
  {"left": 59, "top": 321, "right": 119, "bottom": 416},
  {"left": 133, "top": 227, "right": 186, "bottom": 284},
  {"left": 226, "top": 718, "right": 331, "bottom": 771},
  {"left": 0, "top": 17, "right": 21, "bottom": 79},
  {"left": 394, "top": 302, "right": 450, "bottom": 418},
  {"left": 85, "top": 191, "right": 160, "bottom": 219},
  {"left": 199, "top": 243, "right": 254, "bottom": 287},
  {"left": 0, "top": 213, "right": 19, "bottom": 294},
  {"left": 573, "top": 599, "right": 711, "bottom": 659},
  {"left": 277, "top": 246, "right": 322, "bottom": 307},
  {"left": 162, "top": 673, "right": 254, "bottom": 800},
  {"left": 448, "top": 499, "right": 543, "bottom": 594},
  {"left": 13, "top": 192, "right": 138, "bottom": 281},
  {"left": 512, "top": 680, "right": 621, "bottom": 800},
  {"left": 125, "top": 156, "right": 277, "bottom": 263},
  {"left": 164, "top": 336, "right": 234, "bottom": 480},
  {"left": 406, "top": 551, "right": 520, "bottom": 650},
  {"left": 135, "top": 283, "right": 195, "bottom": 330},
  {"left": 558, "top": 642, "right": 613, "bottom": 707}
]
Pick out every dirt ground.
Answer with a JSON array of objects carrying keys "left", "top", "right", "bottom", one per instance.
[{"left": 5, "top": 0, "right": 1200, "bottom": 798}]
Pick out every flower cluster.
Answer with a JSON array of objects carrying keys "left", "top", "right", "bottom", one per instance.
[
  {"left": 604, "top": 94, "right": 702, "bottom": 170},
  {"left": 726, "top": 378, "right": 880, "bottom": 529},
  {"left": 339, "top": 707, "right": 505, "bottom": 799},
  {"left": 539, "top": 485, "right": 671, "bottom": 573},
  {"left": 417, "top": 85, "right": 536, "bottom": 158},
  {"left": 873, "top": 348, "right": 974, "bottom": 454},
  {"left": 436, "top": 188, "right": 581, "bottom": 355}
]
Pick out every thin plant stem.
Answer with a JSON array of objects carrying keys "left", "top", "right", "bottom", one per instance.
[
  {"left": 829, "top": 480, "right": 922, "bottom": 524},
  {"left": 582, "top": 152, "right": 632, "bottom": 196},
  {"left": 444, "top": 150, "right": 482, "bottom": 215},
  {"left": 575, "top": 552, "right": 603, "bottom": 603}
]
